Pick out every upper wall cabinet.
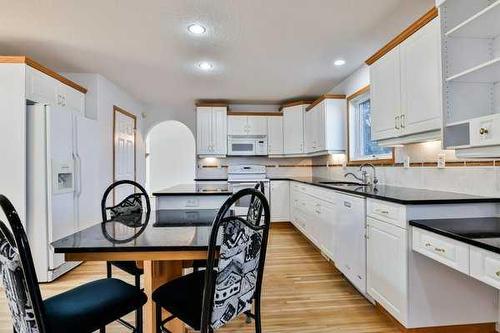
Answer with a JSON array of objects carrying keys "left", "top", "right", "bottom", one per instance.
[
  {"left": 267, "top": 115, "right": 284, "bottom": 155},
  {"left": 440, "top": 0, "right": 500, "bottom": 157},
  {"left": 282, "top": 104, "right": 307, "bottom": 155},
  {"left": 196, "top": 106, "right": 227, "bottom": 156},
  {"left": 305, "top": 97, "right": 346, "bottom": 154},
  {"left": 227, "top": 115, "right": 267, "bottom": 136},
  {"left": 25, "top": 65, "right": 86, "bottom": 116},
  {"left": 369, "top": 13, "right": 442, "bottom": 145}
]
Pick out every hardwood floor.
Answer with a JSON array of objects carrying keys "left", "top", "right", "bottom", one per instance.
[{"left": 0, "top": 224, "right": 399, "bottom": 332}]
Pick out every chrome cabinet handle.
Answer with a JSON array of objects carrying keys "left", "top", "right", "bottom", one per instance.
[
  {"left": 395, "top": 116, "right": 400, "bottom": 129},
  {"left": 479, "top": 127, "right": 489, "bottom": 135},
  {"left": 400, "top": 114, "right": 405, "bottom": 128},
  {"left": 425, "top": 242, "right": 445, "bottom": 254},
  {"left": 496, "top": 271, "right": 500, "bottom": 277}
]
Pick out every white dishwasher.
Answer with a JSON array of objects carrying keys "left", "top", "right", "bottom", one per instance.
[{"left": 335, "top": 192, "right": 367, "bottom": 294}]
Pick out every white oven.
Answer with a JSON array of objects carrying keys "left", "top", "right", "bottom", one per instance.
[{"left": 227, "top": 136, "right": 267, "bottom": 156}]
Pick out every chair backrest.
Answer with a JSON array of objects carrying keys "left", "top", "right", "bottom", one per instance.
[
  {"left": 0, "top": 195, "right": 47, "bottom": 333},
  {"left": 201, "top": 188, "right": 271, "bottom": 332},
  {"left": 246, "top": 181, "right": 265, "bottom": 225},
  {"left": 101, "top": 180, "right": 151, "bottom": 227}
]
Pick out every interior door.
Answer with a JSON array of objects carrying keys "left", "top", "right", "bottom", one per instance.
[
  {"left": 47, "top": 105, "right": 76, "bottom": 270},
  {"left": 113, "top": 107, "right": 136, "bottom": 204},
  {"left": 400, "top": 18, "right": 441, "bottom": 136},
  {"left": 370, "top": 48, "right": 401, "bottom": 141}
]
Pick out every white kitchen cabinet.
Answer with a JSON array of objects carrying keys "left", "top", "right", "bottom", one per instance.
[
  {"left": 305, "top": 98, "right": 345, "bottom": 153},
  {"left": 367, "top": 217, "right": 408, "bottom": 324},
  {"left": 56, "top": 83, "right": 85, "bottom": 116},
  {"left": 370, "top": 18, "right": 441, "bottom": 143},
  {"left": 316, "top": 199, "right": 336, "bottom": 260},
  {"left": 227, "top": 115, "right": 267, "bottom": 136},
  {"left": 283, "top": 104, "right": 305, "bottom": 154},
  {"left": 196, "top": 106, "right": 227, "bottom": 156},
  {"left": 371, "top": 48, "right": 402, "bottom": 141},
  {"left": 270, "top": 180, "right": 289, "bottom": 222},
  {"left": 267, "top": 116, "right": 283, "bottom": 155},
  {"left": 335, "top": 193, "right": 366, "bottom": 293},
  {"left": 400, "top": 18, "right": 441, "bottom": 136}
]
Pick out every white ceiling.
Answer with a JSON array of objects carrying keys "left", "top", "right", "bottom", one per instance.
[{"left": 0, "top": 0, "right": 433, "bottom": 129}]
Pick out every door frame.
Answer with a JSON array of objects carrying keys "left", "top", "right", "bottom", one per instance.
[{"left": 112, "top": 105, "right": 137, "bottom": 203}]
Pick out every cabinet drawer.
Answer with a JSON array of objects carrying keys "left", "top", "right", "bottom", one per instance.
[
  {"left": 412, "top": 227, "right": 469, "bottom": 274},
  {"left": 367, "top": 199, "right": 406, "bottom": 228},
  {"left": 470, "top": 247, "right": 500, "bottom": 290}
]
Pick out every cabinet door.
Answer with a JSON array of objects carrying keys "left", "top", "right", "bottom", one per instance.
[
  {"left": 317, "top": 200, "right": 336, "bottom": 260},
  {"left": 270, "top": 181, "right": 289, "bottom": 221},
  {"left": 367, "top": 217, "right": 408, "bottom": 324},
  {"left": 283, "top": 105, "right": 304, "bottom": 154},
  {"left": 400, "top": 18, "right": 441, "bottom": 136},
  {"left": 247, "top": 116, "right": 267, "bottom": 136},
  {"left": 211, "top": 107, "right": 227, "bottom": 155},
  {"left": 267, "top": 117, "right": 284, "bottom": 155},
  {"left": 58, "top": 84, "right": 85, "bottom": 116},
  {"left": 304, "top": 110, "right": 314, "bottom": 153},
  {"left": 26, "top": 67, "right": 57, "bottom": 105},
  {"left": 196, "top": 107, "right": 213, "bottom": 155},
  {"left": 315, "top": 104, "right": 326, "bottom": 151},
  {"left": 370, "top": 48, "right": 401, "bottom": 141},
  {"left": 227, "top": 116, "right": 248, "bottom": 135}
]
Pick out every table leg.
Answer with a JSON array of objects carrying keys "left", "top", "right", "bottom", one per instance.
[{"left": 143, "top": 260, "right": 184, "bottom": 333}]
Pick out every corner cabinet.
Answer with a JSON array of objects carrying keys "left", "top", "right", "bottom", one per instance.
[
  {"left": 305, "top": 97, "right": 346, "bottom": 154},
  {"left": 282, "top": 104, "right": 306, "bottom": 154},
  {"left": 196, "top": 106, "right": 227, "bottom": 156},
  {"left": 370, "top": 17, "right": 442, "bottom": 145}
]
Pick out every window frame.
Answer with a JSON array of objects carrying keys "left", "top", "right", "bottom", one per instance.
[{"left": 347, "top": 85, "right": 394, "bottom": 165}]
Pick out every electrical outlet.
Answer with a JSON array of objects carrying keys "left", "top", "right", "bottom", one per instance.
[{"left": 437, "top": 153, "right": 445, "bottom": 168}]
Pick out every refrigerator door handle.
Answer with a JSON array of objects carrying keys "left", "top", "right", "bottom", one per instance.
[{"left": 75, "top": 153, "right": 82, "bottom": 197}]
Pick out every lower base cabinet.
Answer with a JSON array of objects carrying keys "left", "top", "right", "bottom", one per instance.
[
  {"left": 270, "top": 180, "right": 290, "bottom": 222},
  {"left": 367, "top": 217, "right": 407, "bottom": 323}
]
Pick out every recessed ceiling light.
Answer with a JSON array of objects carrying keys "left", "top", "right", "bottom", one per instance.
[
  {"left": 198, "top": 62, "right": 214, "bottom": 71},
  {"left": 188, "top": 23, "right": 206, "bottom": 35},
  {"left": 334, "top": 59, "right": 346, "bottom": 66}
]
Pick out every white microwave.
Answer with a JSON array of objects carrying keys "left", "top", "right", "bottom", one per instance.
[{"left": 227, "top": 136, "right": 268, "bottom": 156}]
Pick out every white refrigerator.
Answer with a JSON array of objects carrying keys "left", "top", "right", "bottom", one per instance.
[{"left": 26, "top": 103, "right": 94, "bottom": 282}]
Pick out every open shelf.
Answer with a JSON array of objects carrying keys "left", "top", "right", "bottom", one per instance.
[
  {"left": 446, "top": 0, "right": 500, "bottom": 38},
  {"left": 446, "top": 57, "right": 500, "bottom": 83}
]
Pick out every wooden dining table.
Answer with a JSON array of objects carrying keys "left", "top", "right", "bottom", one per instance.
[{"left": 51, "top": 208, "right": 221, "bottom": 333}]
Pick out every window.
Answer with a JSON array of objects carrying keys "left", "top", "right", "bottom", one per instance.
[{"left": 347, "top": 87, "right": 393, "bottom": 163}]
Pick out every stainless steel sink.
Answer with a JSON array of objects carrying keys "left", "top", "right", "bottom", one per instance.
[{"left": 319, "top": 181, "right": 368, "bottom": 187}]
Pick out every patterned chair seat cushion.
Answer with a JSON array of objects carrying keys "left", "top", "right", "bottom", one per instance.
[{"left": 44, "top": 278, "right": 147, "bottom": 333}]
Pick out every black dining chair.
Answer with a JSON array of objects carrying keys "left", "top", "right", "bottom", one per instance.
[
  {"left": 152, "top": 187, "right": 271, "bottom": 333},
  {"left": 101, "top": 179, "right": 150, "bottom": 332},
  {"left": 0, "top": 194, "right": 147, "bottom": 333}
]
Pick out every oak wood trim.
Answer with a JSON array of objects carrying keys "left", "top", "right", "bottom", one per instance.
[
  {"left": 365, "top": 7, "right": 438, "bottom": 65},
  {"left": 279, "top": 99, "right": 316, "bottom": 111},
  {"left": 375, "top": 303, "right": 496, "bottom": 333},
  {"left": 227, "top": 111, "right": 282, "bottom": 116},
  {"left": 0, "top": 56, "right": 88, "bottom": 93},
  {"left": 112, "top": 105, "right": 137, "bottom": 204},
  {"left": 65, "top": 250, "right": 208, "bottom": 261},
  {"left": 305, "top": 94, "right": 346, "bottom": 111},
  {"left": 346, "top": 85, "right": 395, "bottom": 165}
]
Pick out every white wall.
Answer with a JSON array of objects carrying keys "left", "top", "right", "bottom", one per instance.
[{"left": 146, "top": 121, "right": 196, "bottom": 192}]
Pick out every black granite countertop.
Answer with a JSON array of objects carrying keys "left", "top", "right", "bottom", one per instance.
[
  {"left": 410, "top": 218, "right": 500, "bottom": 254},
  {"left": 52, "top": 209, "right": 220, "bottom": 253},
  {"left": 152, "top": 183, "right": 232, "bottom": 196},
  {"left": 269, "top": 177, "right": 500, "bottom": 205}
]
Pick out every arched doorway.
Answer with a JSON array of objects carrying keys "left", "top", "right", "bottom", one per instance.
[{"left": 146, "top": 121, "right": 196, "bottom": 192}]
